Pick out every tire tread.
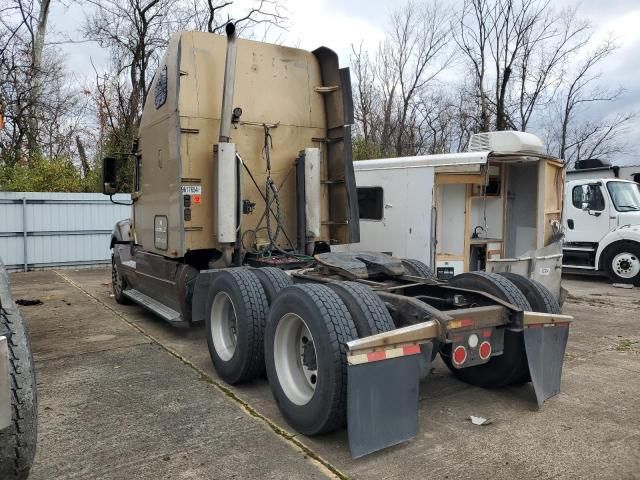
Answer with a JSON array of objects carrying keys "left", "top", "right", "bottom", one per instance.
[
  {"left": 401, "top": 258, "right": 435, "bottom": 279},
  {"left": 251, "top": 267, "right": 293, "bottom": 304},
  {"left": 328, "top": 281, "right": 394, "bottom": 336},
  {"left": 0, "top": 304, "right": 37, "bottom": 480},
  {"left": 294, "top": 284, "right": 356, "bottom": 434}
]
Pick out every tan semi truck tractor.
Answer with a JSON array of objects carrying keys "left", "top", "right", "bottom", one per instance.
[{"left": 103, "top": 23, "right": 574, "bottom": 458}]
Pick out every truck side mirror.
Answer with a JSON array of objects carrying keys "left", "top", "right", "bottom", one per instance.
[{"left": 102, "top": 156, "right": 119, "bottom": 195}]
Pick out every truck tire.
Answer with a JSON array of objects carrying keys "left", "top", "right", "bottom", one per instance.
[
  {"left": 265, "top": 284, "right": 357, "bottom": 435},
  {"left": 440, "top": 271, "right": 531, "bottom": 388},
  {"left": 603, "top": 241, "right": 640, "bottom": 286},
  {"left": 205, "top": 268, "right": 268, "bottom": 384},
  {"left": 497, "top": 272, "right": 561, "bottom": 383},
  {"left": 111, "top": 252, "right": 130, "bottom": 304},
  {"left": 327, "top": 281, "right": 395, "bottom": 337},
  {"left": 401, "top": 258, "right": 435, "bottom": 279},
  {"left": 251, "top": 267, "right": 293, "bottom": 305},
  {"left": 0, "top": 308, "right": 38, "bottom": 480},
  {"left": 498, "top": 272, "right": 561, "bottom": 314}
]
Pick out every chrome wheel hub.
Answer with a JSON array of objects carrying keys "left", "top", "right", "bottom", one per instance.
[
  {"left": 273, "top": 313, "right": 318, "bottom": 405},
  {"left": 210, "top": 292, "right": 238, "bottom": 361},
  {"left": 612, "top": 252, "right": 640, "bottom": 279}
]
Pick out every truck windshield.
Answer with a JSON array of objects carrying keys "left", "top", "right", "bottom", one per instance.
[{"left": 606, "top": 181, "right": 640, "bottom": 212}]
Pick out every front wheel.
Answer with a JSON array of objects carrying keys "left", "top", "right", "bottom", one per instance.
[
  {"left": 265, "top": 284, "right": 357, "bottom": 436},
  {"left": 111, "top": 252, "right": 130, "bottom": 304},
  {"left": 603, "top": 241, "right": 640, "bottom": 286}
]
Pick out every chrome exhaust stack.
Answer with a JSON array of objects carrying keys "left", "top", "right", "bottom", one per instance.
[
  {"left": 219, "top": 21, "right": 237, "bottom": 143},
  {"left": 215, "top": 22, "right": 239, "bottom": 259}
]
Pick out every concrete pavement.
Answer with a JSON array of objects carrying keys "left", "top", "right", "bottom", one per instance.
[{"left": 10, "top": 269, "right": 640, "bottom": 479}]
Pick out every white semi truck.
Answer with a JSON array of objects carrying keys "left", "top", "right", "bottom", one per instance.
[{"left": 562, "top": 177, "right": 640, "bottom": 285}]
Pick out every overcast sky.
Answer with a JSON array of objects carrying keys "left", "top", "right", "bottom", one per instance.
[{"left": 47, "top": 0, "right": 640, "bottom": 165}]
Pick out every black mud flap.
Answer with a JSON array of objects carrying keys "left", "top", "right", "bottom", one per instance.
[
  {"left": 523, "top": 324, "right": 570, "bottom": 407},
  {"left": 347, "top": 348, "right": 425, "bottom": 458}
]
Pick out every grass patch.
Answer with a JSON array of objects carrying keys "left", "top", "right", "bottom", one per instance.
[{"left": 616, "top": 339, "right": 639, "bottom": 352}]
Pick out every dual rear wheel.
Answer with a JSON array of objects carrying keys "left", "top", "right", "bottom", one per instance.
[
  {"left": 204, "top": 267, "right": 394, "bottom": 435},
  {"left": 441, "top": 271, "right": 559, "bottom": 387},
  {"left": 205, "top": 266, "right": 559, "bottom": 435}
]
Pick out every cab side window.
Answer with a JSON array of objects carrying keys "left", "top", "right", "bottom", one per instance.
[
  {"left": 572, "top": 184, "right": 605, "bottom": 211},
  {"left": 571, "top": 186, "right": 583, "bottom": 209}
]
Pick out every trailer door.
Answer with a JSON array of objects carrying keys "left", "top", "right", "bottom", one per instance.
[
  {"left": 404, "top": 167, "right": 434, "bottom": 264},
  {"left": 353, "top": 166, "right": 433, "bottom": 260},
  {"left": 355, "top": 169, "right": 406, "bottom": 256}
]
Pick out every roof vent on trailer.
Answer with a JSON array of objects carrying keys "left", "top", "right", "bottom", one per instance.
[{"left": 468, "top": 131, "right": 544, "bottom": 155}]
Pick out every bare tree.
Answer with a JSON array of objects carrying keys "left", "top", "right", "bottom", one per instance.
[
  {"left": 388, "top": 1, "right": 452, "bottom": 156},
  {"left": 514, "top": 6, "right": 590, "bottom": 130},
  {"left": 82, "top": 0, "right": 182, "bottom": 142},
  {"left": 350, "top": 1, "right": 452, "bottom": 158},
  {"left": 0, "top": 0, "right": 86, "bottom": 167},
  {"left": 457, "top": 0, "right": 492, "bottom": 131},
  {"left": 458, "top": 0, "right": 580, "bottom": 132},
  {"left": 186, "top": 0, "right": 285, "bottom": 35},
  {"left": 551, "top": 39, "right": 629, "bottom": 163},
  {"left": 27, "top": 0, "right": 51, "bottom": 155}
]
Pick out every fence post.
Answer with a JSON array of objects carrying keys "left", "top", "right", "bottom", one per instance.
[{"left": 22, "top": 197, "right": 27, "bottom": 272}]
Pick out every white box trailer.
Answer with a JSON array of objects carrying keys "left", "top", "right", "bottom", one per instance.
[{"left": 339, "top": 132, "right": 565, "bottom": 296}]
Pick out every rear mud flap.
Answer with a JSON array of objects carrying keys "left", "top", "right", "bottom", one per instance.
[
  {"left": 347, "top": 350, "right": 425, "bottom": 458},
  {"left": 523, "top": 324, "right": 569, "bottom": 407}
]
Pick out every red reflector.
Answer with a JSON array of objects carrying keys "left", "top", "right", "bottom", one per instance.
[
  {"left": 479, "top": 341, "right": 492, "bottom": 360},
  {"left": 403, "top": 344, "right": 421, "bottom": 356},
  {"left": 367, "top": 351, "right": 386, "bottom": 362},
  {"left": 460, "top": 318, "right": 474, "bottom": 328},
  {"left": 482, "top": 328, "right": 492, "bottom": 338},
  {"left": 453, "top": 345, "right": 467, "bottom": 365}
]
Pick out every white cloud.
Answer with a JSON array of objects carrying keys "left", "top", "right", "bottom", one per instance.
[{"left": 282, "top": 0, "right": 385, "bottom": 66}]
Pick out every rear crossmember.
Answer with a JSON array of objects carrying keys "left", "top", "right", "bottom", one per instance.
[{"left": 341, "top": 281, "right": 572, "bottom": 457}]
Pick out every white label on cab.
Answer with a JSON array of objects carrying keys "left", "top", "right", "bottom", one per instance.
[
  {"left": 181, "top": 185, "right": 202, "bottom": 195},
  {"left": 539, "top": 266, "right": 551, "bottom": 276}
]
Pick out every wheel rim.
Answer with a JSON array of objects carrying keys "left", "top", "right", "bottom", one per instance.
[
  {"left": 210, "top": 292, "right": 238, "bottom": 361},
  {"left": 273, "top": 313, "right": 318, "bottom": 406},
  {"left": 612, "top": 252, "right": 640, "bottom": 279},
  {"left": 112, "top": 257, "right": 123, "bottom": 295}
]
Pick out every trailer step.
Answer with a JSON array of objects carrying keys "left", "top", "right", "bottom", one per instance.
[
  {"left": 122, "top": 288, "right": 186, "bottom": 326},
  {"left": 563, "top": 246, "right": 596, "bottom": 252},
  {"left": 562, "top": 264, "right": 596, "bottom": 270}
]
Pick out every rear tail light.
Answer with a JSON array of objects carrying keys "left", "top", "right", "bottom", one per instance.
[
  {"left": 479, "top": 341, "right": 492, "bottom": 360},
  {"left": 453, "top": 345, "right": 467, "bottom": 366}
]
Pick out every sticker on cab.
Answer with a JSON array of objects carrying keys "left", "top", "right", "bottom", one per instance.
[{"left": 181, "top": 185, "right": 202, "bottom": 195}]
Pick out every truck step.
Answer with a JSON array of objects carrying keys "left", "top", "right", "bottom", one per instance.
[
  {"left": 122, "top": 288, "right": 186, "bottom": 326},
  {"left": 562, "top": 264, "right": 596, "bottom": 270},
  {"left": 563, "top": 246, "right": 596, "bottom": 252}
]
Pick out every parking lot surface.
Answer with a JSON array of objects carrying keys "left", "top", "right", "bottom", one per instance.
[{"left": 10, "top": 269, "right": 640, "bottom": 479}]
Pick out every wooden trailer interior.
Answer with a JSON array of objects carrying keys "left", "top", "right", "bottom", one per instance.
[{"left": 434, "top": 156, "right": 564, "bottom": 278}]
